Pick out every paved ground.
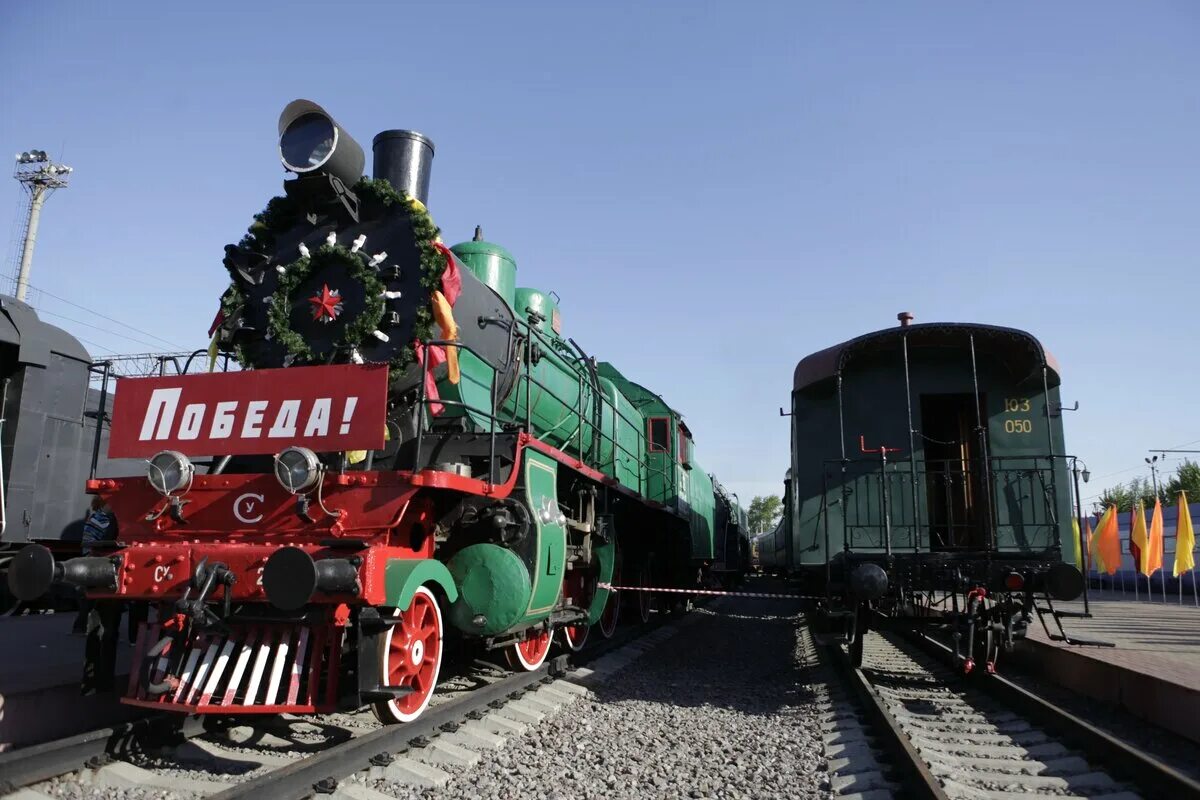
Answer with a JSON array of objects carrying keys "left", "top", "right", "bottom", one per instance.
[
  {"left": 1018, "top": 591, "right": 1200, "bottom": 748},
  {"left": 0, "top": 613, "right": 138, "bottom": 750}
]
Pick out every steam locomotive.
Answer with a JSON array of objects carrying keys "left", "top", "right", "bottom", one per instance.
[
  {"left": 7, "top": 100, "right": 749, "bottom": 722},
  {"left": 767, "top": 315, "right": 1087, "bottom": 671}
]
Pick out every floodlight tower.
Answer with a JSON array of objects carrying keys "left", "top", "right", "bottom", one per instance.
[{"left": 12, "top": 150, "right": 72, "bottom": 301}]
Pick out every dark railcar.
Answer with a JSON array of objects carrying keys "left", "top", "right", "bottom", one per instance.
[
  {"left": 711, "top": 478, "right": 750, "bottom": 588},
  {"left": 787, "top": 317, "right": 1086, "bottom": 670},
  {"left": 0, "top": 296, "right": 138, "bottom": 608}
]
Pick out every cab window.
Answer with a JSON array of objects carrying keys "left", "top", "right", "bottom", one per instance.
[
  {"left": 648, "top": 418, "right": 670, "bottom": 453},
  {"left": 678, "top": 426, "right": 691, "bottom": 468}
]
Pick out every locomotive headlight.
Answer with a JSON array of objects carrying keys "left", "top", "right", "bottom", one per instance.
[
  {"left": 274, "top": 446, "right": 322, "bottom": 494},
  {"left": 146, "top": 450, "right": 194, "bottom": 496},
  {"left": 277, "top": 99, "right": 365, "bottom": 186}
]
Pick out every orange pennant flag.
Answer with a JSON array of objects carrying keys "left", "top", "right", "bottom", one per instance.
[
  {"left": 1093, "top": 505, "right": 1120, "bottom": 576},
  {"left": 1147, "top": 497, "right": 1164, "bottom": 575}
]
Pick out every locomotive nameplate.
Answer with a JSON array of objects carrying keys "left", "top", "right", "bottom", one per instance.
[{"left": 108, "top": 364, "right": 388, "bottom": 458}]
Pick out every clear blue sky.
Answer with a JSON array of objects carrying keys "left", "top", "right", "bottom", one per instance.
[{"left": 2, "top": 1, "right": 1198, "bottom": 508}]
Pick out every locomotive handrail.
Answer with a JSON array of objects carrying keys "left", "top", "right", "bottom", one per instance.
[{"left": 414, "top": 323, "right": 673, "bottom": 504}]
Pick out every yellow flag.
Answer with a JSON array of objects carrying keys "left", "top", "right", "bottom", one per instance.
[
  {"left": 431, "top": 290, "right": 460, "bottom": 384},
  {"left": 346, "top": 425, "right": 391, "bottom": 467},
  {"left": 1175, "top": 491, "right": 1196, "bottom": 577},
  {"left": 1072, "top": 517, "right": 1084, "bottom": 571},
  {"left": 207, "top": 332, "right": 220, "bottom": 372},
  {"left": 1131, "top": 501, "right": 1149, "bottom": 575}
]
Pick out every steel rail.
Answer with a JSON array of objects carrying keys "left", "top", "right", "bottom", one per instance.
[
  {"left": 826, "top": 642, "right": 948, "bottom": 800},
  {"left": 0, "top": 714, "right": 205, "bottom": 793},
  {"left": 0, "top": 601, "right": 693, "bottom": 798},
  {"left": 911, "top": 632, "right": 1200, "bottom": 800},
  {"left": 208, "top": 655, "right": 571, "bottom": 800},
  {"left": 209, "top": 605, "right": 689, "bottom": 800}
]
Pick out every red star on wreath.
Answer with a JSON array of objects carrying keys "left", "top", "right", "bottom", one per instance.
[{"left": 308, "top": 284, "right": 343, "bottom": 323}]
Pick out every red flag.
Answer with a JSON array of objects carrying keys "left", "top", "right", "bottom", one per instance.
[
  {"left": 1128, "top": 506, "right": 1142, "bottom": 568},
  {"left": 208, "top": 308, "right": 226, "bottom": 338},
  {"left": 433, "top": 242, "right": 462, "bottom": 306}
]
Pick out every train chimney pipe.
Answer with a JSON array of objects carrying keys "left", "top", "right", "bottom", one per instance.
[
  {"left": 897, "top": 311, "right": 914, "bottom": 328},
  {"left": 371, "top": 130, "right": 435, "bottom": 205}
]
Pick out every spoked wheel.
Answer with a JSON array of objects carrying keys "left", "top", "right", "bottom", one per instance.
[
  {"left": 559, "top": 569, "right": 591, "bottom": 653},
  {"left": 560, "top": 624, "right": 588, "bottom": 652},
  {"left": 635, "top": 565, "right": 653, "bottom": 624},
  {"left": 506, "top": 628, "right": 553, "bottom": 671},
  {"left": 597, "top": 559, "right": 621, "bottom": 639},
  {"left": 372, "top": 586, "right": 443, "bottom": 724}
]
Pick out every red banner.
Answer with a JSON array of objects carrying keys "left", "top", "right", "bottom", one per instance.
[{"left": 108, "top": 365, "right": 389, "bottom": 458}]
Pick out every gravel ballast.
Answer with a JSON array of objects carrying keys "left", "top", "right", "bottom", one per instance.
[{"left": 371, "top": 594, "right": 828, "bottom": 800}]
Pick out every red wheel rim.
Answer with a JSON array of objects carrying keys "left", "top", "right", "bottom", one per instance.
[
  {"left": 373, "top": 586, "right": 442, "bottom": 723},
  {"left": 598, "top": 561, "right": 620, "bottom": 638},
  {"left": 561, "top": 623, "right": 588, "bottom": 652},
  {"left": 509, "top": 628, "right": 552, "bottom": 671},
  {"left": 561, "top": 569, "right": 591, "bottom": 652}
]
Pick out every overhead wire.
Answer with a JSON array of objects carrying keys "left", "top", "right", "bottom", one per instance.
[
  {"left": 34, "top": 308, "right": 180, "bottom": 351},
  {"left": 17, "top": 280, "right": 186, "bottom": 350},
  {"left": 1080, "top": 436, "right": 1200, "bottom": 506}
]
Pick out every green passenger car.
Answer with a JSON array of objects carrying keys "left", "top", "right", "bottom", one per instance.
[{"left": 785, "top": 319, "right": 1086, "bottom": 669}]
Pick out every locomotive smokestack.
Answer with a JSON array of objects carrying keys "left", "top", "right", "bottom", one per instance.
[
  {"left": 897, "top": 311, "right": 913, "bottom": 328},
  {"left": 372, "top": 130, "right": 435, "bottom": 205}
]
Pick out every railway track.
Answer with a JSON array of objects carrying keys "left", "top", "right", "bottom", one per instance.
[
  {"left": 824, "top": 628, "right": 1200, "bottom": 800},
  {"left": 0, "top": 610, "right": 687, "bottom": 800}
]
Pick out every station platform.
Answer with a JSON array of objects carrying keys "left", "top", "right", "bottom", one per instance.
[
  {"left": 1015, "top": 590, "right": 1200, "bottom": 746},
  {"left": 0, "top": 613, "right": 137, "bottom": 751}
]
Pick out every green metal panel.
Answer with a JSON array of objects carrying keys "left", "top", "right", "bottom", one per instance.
[
  {"left": 384, "top": 558, "right": 459, "bottom": 610},
  {"left": 597, "top": 363, "right": 676, "bottom": 504},
  {"left": 789, "top": 335, "right": 1074, "bottom": 567},
  {"left": 442, "top": 312, "right": 606, "bottom": 463},
  {"left": 683, "top": 462, "right": 716, "bottom": 559},
  {"left": 520, "top": 450, "right": 565, "bottom": 623},
  {"left": 450, "top": 239, "right": 517, "bottom": 307},
  {"left": 514, "top": 287, "right": 560, "bottom": 336},
  {"left": 586, "top": 535, "right": 616, "bottom": 625},
  {"left": 503, "top": 340, "right": 595, "bottom": 454},
  {"left": 445, "top": 543, "right": 532, "bottom": 635},
  {"left": 599, "top": 377, "right": 645, "bottom": 492}
]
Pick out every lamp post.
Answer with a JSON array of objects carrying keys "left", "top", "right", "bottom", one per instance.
[
  {"left": 1145, "top": 455, "right": 1162, "bottom": 499},
  {"left": 12, "top": 150, "right": 72, "bottom": 301},
  {"left": 1071, "top": 459, "right": 1092, "bottom": 611},
  {"left": 1145, "top": 455, "right": 1165, "bottom": 603}
]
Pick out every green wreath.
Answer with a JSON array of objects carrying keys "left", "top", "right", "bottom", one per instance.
[
  {"left": 219, "top": 177, "right": 448, "bottom": 372},
  {"left": 267, "top": 243, "right": 387, "bottom": 362}
]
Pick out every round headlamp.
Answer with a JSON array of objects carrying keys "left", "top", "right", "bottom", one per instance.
[
  {"left": 147, "top": 450, "right": 194, "bottom": 496},
  {"left": 275, "top": 446, "right": 322, "bottom": 494},
  {"left": 276, "top": 99, "right": 365, "bottom": 186}
]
